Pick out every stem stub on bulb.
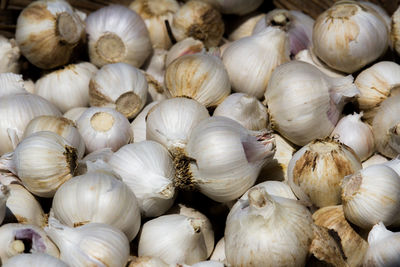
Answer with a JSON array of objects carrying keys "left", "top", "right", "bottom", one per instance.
[
  {"left": 116, "top": 92, "right": 142, "bottom": 119},
  {"left": 95, "top": 33, "right": 126, "bottom": 63},
  {"left": 57, "top": 12, "right": 80, "bottom": 45}
]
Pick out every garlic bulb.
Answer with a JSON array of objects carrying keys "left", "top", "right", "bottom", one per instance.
[
  {"left": 362, "top": 153, "right": 388, "bottom": 168},
  {"left": 0, "top": 131, "right": 77, "bottom": 198},
  {"left": 86, "top": 5, "right": 152, "bottom": 68},
  {"left": 0, "top": 93, "right": 61, "bottom": 155},
  {"left": 288, "top": 139, "right": 361, "bottom": 208},
  {"left": 213, "top": 93, "right": 268, "bottom": 130},
  {"left": 130, "top": 0, "right": 180, "bottom": 49},
  {"left": 175, "top": 116, "right": 275, "bottom": 202},
  {"left": 63, "top": 107, "right": 88, "bottom": 123},
  {"left": 52, "top": 161, "right": 141, "bottom": 241},
  {"left": 312, "top": 205, "right": 368, "bottom": 267},
  {"left": 138, "top": 214, "right": 211, "bottom": 264},
  {"left": 0, "top": 182, "right": 8, "bottom": 224},
  {"left": 45, "top": 217, "right": 130, "bottom": 267},
  {"left": 372, "top": 94, "right": 400, "bottom": 158},
  {"left": 295, "top": 49, "right": 345, "bottom": 78},
  {"left": 228, "top": 13, "right": 265, "bottom": 41},
  {"left": 312, "top": 1, "right": 388, "bottom": 73},
  {"left": 264, "top": 61, "right": 359, "bottom": 146},
  {"left": 225, "top": 186, "right": 314, "bottom": 266},
  {"left": 3, "top": 184, "right": 45, "bottom": 227},
  {"left": 23, "top": 115, "right": 85, "bottom": 159},
  {"left": 128, "top": 256, "right": 170, "bottom": 267},
  {"left": 146, "top": 98, "right": 210, "bottom": 154},
  {"left": 35, "top": 62, "right": 98, "bottom": 113},
  {"left": 253, "top": 9, "right": 314, "bottom": 56},
  {"left": 199, "top": 0, "right": 262, "bottom": 15},
  {"left": 210, "top": 238, "right": 226, "bottom": 264},
  {"left": 89, "top": 63, "right": 148, "bottom": 119},
  {"left": 355, "top": 61, "right": 400, "bottom": 123},
  {"left": 3, "top": 254, "right": 68, "bottom": 267},
  {"left": 77, "top": 107, "right": 132, "bottom": 153},
  {"left": 0, "top": 73, "right": 27, "bottom": 97},
  {"left": 165, "top": 37, "right": 204, "bottom": 67},
  {"left": 15, "top": 0, "right": 85, "bottom": 69},
  {"left": 171, "top": 1, "right": 224, "bottom": 48},
  {"left": 0, "top": 36, "right": 20, "bottom": 74},
  {"left": 363, "top": 222, "right": 400, "bottom": 266},
  {"left": 330, "top": 112, "right": 375, "bottom": 161},
  {"left": 222, "top": 27, "right": 289, "bottom": 99},
  {"left": 165, "top": 53, "right": 230, "bottom": 107},
  {"left": 108, "top": 141, "right": 175, "bottom": 217},
  {"left": 0, "top": 223, "right": 59, "bottom": 263},
  {"left": 247, "top": 180, "right": 297, "bottom": 200},
  {"left": 341, "top": 164, "right": 400, "bottom": 229},
  {"left": 131, "top": 101, "right": 159, "bottom": 143},
  {"left": 391, "top": 6, "right": 400, "bottom": 56}
]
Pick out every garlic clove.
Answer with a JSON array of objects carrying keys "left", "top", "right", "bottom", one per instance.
[
  {"left": 130, "top": 101, "right": 159, "bottom": 143},
  {"left": 362, "top": 153, "right": 389, "bottom": 168},
  {"left": 165, "top": 37, "right": 204, "bottom": 67},
  {"left": 0, "top": 36, "right": 20, "bottom": 74},
  {"left": 75, "top": 147, "right": 114, "bottom": 175},
  {"left": 63, "top": 107, "right": 88, "bottom": 123},
  {"left": 210, "top": 237, "right": 226, "bottom": 265},
  {"left": 86, "top": 5, "right": 152, "bottom": 68},
  {"left": 143, "top": 49, "right": 167, "bottom": 85},
  {"left": 127, "top": 256, "right": 170, "bottom": 267},
  {"left": 228, "top": 13, "right": 265, "bottom": 41},
  {"left": 15, "top": 0, "right": 85, "bottom": 69},
  {"left": 3, "top": 253, "right": 68, "bottom": 267},
  {"left": 0, "top": 73, "right": 27, "bottom": 97}
]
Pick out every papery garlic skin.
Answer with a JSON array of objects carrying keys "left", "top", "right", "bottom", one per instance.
[
  {"left": 247, "top": 181, "right": 297, "bottom": 200},
  {"left": 228, "top": 13, "right": 265, "bottom": 41},
  {"left": 130, "top": 0, "right": 180, "bottom": 49},
  {"left": 89, "top": 63, "right": 148, "bottom": 119},
  {"left": 165, "top": 37, "right": 204, "bottom": 67},
  {"left": 363, "top": 153, "right": 388, "bottom": 168},
  {"left": 312, "top": 1, "right": 388, "bottom": 73},
  {"left": 312, "top": 205, "right": 368, "bottom": 267},
  {"left": 15, "top": 0, "right": 85, "bottom": 69},
  {"left": 223, "top": 27, "right": 290, "bottom": 99},
  {"left": 77, "top": 107, "right": 132, "bottom": 153},
  {"left": 0, "top": 93, "right": 61, "bottom": 155},
  {"left": 86, "top": 5, "right": 152, "bottom": 68},
  {"left": 128, "top": 256, "right": 170, "bottom": 267},
  {"left": 341, "top": 165, "right": 400, "bottom": 229},
  {"left": 131, "top": 101, "right": 159, "bottom": 143},
  {"left": 295, "top": 49, "right": 345, "bottom": 78},
  {"left": 171, "top": 1, "right": 224, "bottom": 48},
  {"left": 0, "top": 183, "right": 8, "bottom": 224},
  {"left": 0, "top": 73, "right": 27, "bottom": 97},
  {"left": 0, "top": 223, "right": 59, "bottom": 263},
  {"left": 355, "top": 61, "right": 400, "bottom": 124},
  {"left": 138, "top": 214, "right": 211, "bottom": 265},
  {"left": 52, "top": 162, "right": 141, "bottom": 241},
  {"left": 3, "top": 253, "right": 68, "bottom": 267},
  {"left": 109, "top": 141, "right": 175, "bottom": 217},
  {"left": 392, "top": 6, "right": 400, "bottom": 56},
  {"left": 199, "top": 0, "right": 262, "bottom": 15},
  {"left": 145, "top": 73, "right": 167, "bottom": 102},
  {"left": 45, "top": 218, "right": 130, "bottom": 267},
  {"left": 146, "top": 98, "right": 210, "bottom": 153},
  {"left": 0, "top": 36, "right": 20, "bottom": 74},
  {"left": 165, "top": 53, "right": 230, "bottom": 107},
  {"left": 265, "top": 61, "right": 359, "bottom": 146},
  {"left": 143, "top": 49, "right": 167, "bottom": 84},
  {"left": 63, "top": 107, "right": 88, "bottom": 123},
  {"left": 330, "top": 112, "right": 375, "bottom": 161},
  {"left": 225, "top": 187, "right": 314, "bottom": 266},
  {"left": 191, "top": 261, "right": 224, "bottom": 267},
  {"left": 35, "top": 62, "right": 98, "bottom": 113},
  {"left": 75, "top": 148, "right": 114, "bottom": 175},
  {"left": 363, "top": 222, "right": 400, "bottom": 266}
]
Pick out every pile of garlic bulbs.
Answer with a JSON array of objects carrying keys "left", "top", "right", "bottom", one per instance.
[{"left": 1, "top": 0, "right": 400, "bottom": 266}]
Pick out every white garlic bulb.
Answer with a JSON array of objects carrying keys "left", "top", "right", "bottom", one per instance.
[
  {"left": 128, "top": 256, "right": 170, "bottom": 267},
  {"left": 287, "top": 139, "right": 362, "bottom": 208},
  {"left": 265, "top": 61, "right": 359, "bottom": 146},
  {"left": 52, "top": 161, "right": 141, "bottom": 241},
  {"left": 362, "top": 153, "right": 389, "bottom": 168},
  {"left": 138, "top": 214, "right": 211, "bottom": 265},
  {"left": 341, "top": 164, "right": 400, "bottom": 229},
  {"left": 363, "top": 222, "right": 400, "bottom": 266},
  {"left": 228, "top": 13, "right": 265, "bottom": 41},
  {"left": 15, "top": 0, "right": 85, "bottom": 69},
  {"left": 372, "top": 94, "right": 400, "bottom": 158},
  {"left": 171, "top": 1, "right": 224, "bottom": 47},
  {"left": 0, "top": 131, "right": 77, "bottom": 198},
  {"left": 391, "top": 6, "right": 400, "bottom": 56},
  {"left": 3, "top": 253, "right": 68, "bottom": 267},
  {"left": 86, "top": 5, "right": 152, "bottom": 68},
  {"left": 330, "top": 112, "right": 375, "bottom": 161},
  {"left": 146, "top": 97, "right": 209, "bottom": 154},
  {"left": 248, "top": 180, "right": 297, "bottom": 200},
  {"left": 0, "top": 73, "right": 27, "bottom": 97},
  {"left": 199, "top": 0, "right": 262, "bottom": 15},
  {"left": 77, "top": 107, "right": 132, "bottom": 153},
  {"left": 63, "top": 107, "right": 88, "bottom": 123},
  {"left": 0, "top": 36, "right": 20, "bottom": 74},
  {"left": 312, "top": 1, "right": 388, "bottom": 73},
  {"left": 222, "top": 27, "right": 289, "bottom": 99},
  {"left": 355, "top": 61, "right": 400, "bottom": 123},
  {"left": 45, "top": 217, "right": 130, "bottom": 267},
  {"left": 165, "top": 37, "right": 204, "bottom": 67},
  {"left": 108, "top": 141, "right": 175, "bottom": 217},
  {"left": 3, "top": 183, "right": 45, "bottom": 227},
  {"left": 0, "top": 93, "right": 61, "bottom": 155},
  {"left": 176, "top": 116, "right": 275, "bottom": 202},
  {"left": 23, "top": 115, "right": 85, "bottom": 159},
  {"left": 213, "top": 93, "right": 268, "bottom": 130},
  {"left": 225, "top": 186, "right": 314, "bottom": 266},
  {"left": 0, "top": 182, "right": 8, "bottom": 224},
  {"left": 0, "top": 223, "right": 59, "bottom": 263},
  {"left": 35, "top": 62, "right": 98, "bottom": 113},
  {"left": 130, "top": 0, "right": 180, "bottom": 49},
  {"left": 253, "top": 9, "right": 314, "bottom": 56},
  {"left": 89, "top": 63, "right": 148, "bottom": 119},
  {"left": 210, "top": 238, "right": 226, "bottom": 264},
  {"left": 165, "top": 53, "right": 230, "bottom": 107},
  {"left": 130, "top": 101, "right": 159, "bottom": 143}
]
